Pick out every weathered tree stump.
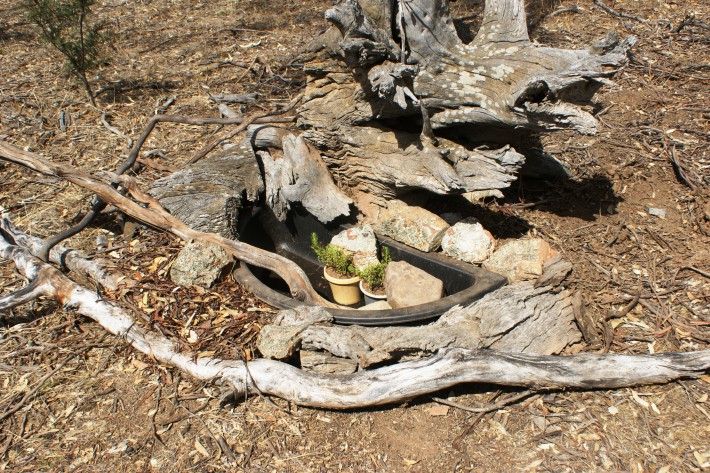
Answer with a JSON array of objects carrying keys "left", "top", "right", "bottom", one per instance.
[
  {"left": 295, "top": 0, "right": 632, "bottom": 214},
  {"left": 146, "top": 0, "right": 634, "bottom": 237}
]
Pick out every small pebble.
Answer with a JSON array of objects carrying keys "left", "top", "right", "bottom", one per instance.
[
  {"left": 96, "top": 234, "right": 109, "bottom": 249},
  {"left": 645, "top": 206, "right": 667, "bottom": 219}
]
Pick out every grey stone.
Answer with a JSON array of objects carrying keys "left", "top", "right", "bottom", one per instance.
[
  {"left": 483, "top": 238, "right": 557, "bottom": 282},
  {"left": 384, "top": 261, "right": 445, "bottom": 309},
  {"left": 330, "top": 224, "right": 379, "bottom": 271},
  {"left": 257, "top": 325, "right": 303, "bottom": 359},
  {"left": 441, "top": 218, "right": 496, "bottom": 264},
  {"left": 646, "top": 206, "right": 667, "bottom": 219},
  {"left": 377, "top": 204, "right": 449, "bottom": 252},
  {"left": 170, "top": 241, "right": 232, "bottom": 287}
]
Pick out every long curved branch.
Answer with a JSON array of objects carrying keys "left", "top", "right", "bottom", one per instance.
[
  {"left": 1, "top": 227, "right": 709, "bottom": 409},
  {"left": 0, "top": 141, "right": 331, "bottom": 306}
]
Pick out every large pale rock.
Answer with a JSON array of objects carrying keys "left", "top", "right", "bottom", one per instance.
[
  {"left": 330, "top": 224, "right": 378, "bottom": 271},
  {"left": 170, "top": 241, "right": 232, "bottom": 287},
  {"left": 441, "top": 218, "right": 496, "bottom": 264},
  {"left": 257, "top": 325, "right": 303, "bottom": 359},
  {"left": 377, "top": 204, "right": 449, "bottom": 252},
  {"left": 483, "top": 238, "right": 557, "bottom": 283},
  {"left": 384, "top": 261, "right": 444, "bottom": 309}
]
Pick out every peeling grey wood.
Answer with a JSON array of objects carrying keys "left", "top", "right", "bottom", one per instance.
[
  {"left": 259, "top": 132, "right": 353, "bottom": 223},
  {"left": 258, "top": 275, "right": 582, "bottom": 370},
  {"left": 148, "top": 140, "right": 263, "bottom": 238}
]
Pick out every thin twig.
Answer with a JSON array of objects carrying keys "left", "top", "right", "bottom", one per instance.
[
  {"left": 187, "top": 92, "right": 304, "bottom": 165},
  {"left": 101, "top": 113, "right": 134, "bottom": 149},
  {"left": 547, "top": 5, "right": 580, "bottom": 18},
  {"left": 606, "top": 293, "right": 640, "bottom": 320},
  {"left": 433, "top": 389, "right": 539, "bottom": 414},
  {"left": 448, "top": 390, "right": 540, "bottom": 449},
  {"left": 149, "top": 384, "right": 164, "bottom": 447},
  {"left": 592, "top": 0, "right": 650, "bottom": 25},
  {"left": 669, "top": 266, "right": 710, "bottom": 287},
  {"left": 180, "top": 404, "right": 237, "bottom": 463}
]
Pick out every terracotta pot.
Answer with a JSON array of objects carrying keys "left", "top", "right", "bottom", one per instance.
[
  {"left": 359, "top": 280, "right": 387, "bottom": 305},
  {"left": 323, "top": 268, "right": 362, "bottom": 305}
]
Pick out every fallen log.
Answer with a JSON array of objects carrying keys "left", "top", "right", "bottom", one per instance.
[{"left": 257, "top": 261, "right": 583, "bottom": 371}]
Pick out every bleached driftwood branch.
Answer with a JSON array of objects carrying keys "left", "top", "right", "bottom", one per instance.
[
  {"left": 0, "top": 215, "right": 131, "bottom": 291},
  {"left": 1, "top": 221, "right": 709, "bottom": 409},
  {"left": 297, "top": 0, "right": 635, "bottom": 209}
]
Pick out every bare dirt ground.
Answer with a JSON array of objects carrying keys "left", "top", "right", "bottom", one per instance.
[{"left": 1, "top": 0, "right": 709, "bottom": 471}]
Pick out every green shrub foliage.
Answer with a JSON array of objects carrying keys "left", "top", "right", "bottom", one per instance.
[
  {"left": 25, "top": 0, "right": 111, "bottom": 105},
  {"left": 310, "top": 233, "right": 358, "bottom": 278},
  {"left": 358, "top": 246, "right": 390, "bottom": 291}
]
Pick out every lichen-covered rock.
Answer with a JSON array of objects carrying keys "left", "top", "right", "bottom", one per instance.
[
  {"left": 257, "top": 325, "right": 303, "bottom": 360},
  {"left": 384, "top": 261, "right": 444, "bottom": 308},
  {"left": 170, "top": 241, "right": 232, "bottom": 287},
  {"left": 441, "top": 218, "right": 496, "bottom": 264},
  {"left": 483, "top": 238, "right": 557, "bottom": 282},
  {"left": 377, "top": 204, "right": 449, "bottom": 252},
  {"left": 330, "top": 224, "right": 379, "bottom": 271}
]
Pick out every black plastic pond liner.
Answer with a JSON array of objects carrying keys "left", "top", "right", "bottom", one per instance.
[{"left": 233, "top": 206, "right": 507, "bottom": 326}]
